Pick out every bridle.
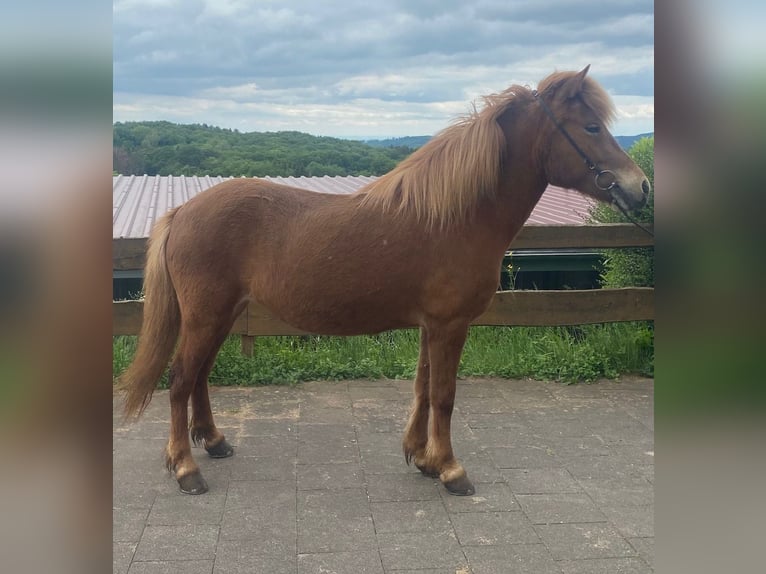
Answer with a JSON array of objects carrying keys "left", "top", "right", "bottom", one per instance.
[{"left": 532, "top": 89, "right": 654, "bottom": 237}]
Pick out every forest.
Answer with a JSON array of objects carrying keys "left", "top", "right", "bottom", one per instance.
[
  {"left": 113, "top": 121, "right": 416, "bottom": 177},
  {"left": 113, "top": 120, "right": 651, "bottom": 178}
]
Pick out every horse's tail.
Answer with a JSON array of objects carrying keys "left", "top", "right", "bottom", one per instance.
[{"left": 119, "top": 207, "right": 181, "bottom": 420}]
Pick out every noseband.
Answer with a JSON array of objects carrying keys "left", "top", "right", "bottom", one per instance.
[{"left": 532, "top": 89, "right": 653, "bottom": 237}]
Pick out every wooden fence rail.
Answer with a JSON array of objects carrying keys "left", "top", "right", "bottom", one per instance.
[{"left": 113, "top": 223, "right": 654, "bottom": 343}]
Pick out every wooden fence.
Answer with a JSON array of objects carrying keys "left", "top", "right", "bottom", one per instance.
[{"left": 113, "top": 223, "right": 653, "bottom": 352}]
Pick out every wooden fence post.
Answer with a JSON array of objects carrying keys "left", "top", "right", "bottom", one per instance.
[{"left": 241, "top": 335, "right": 255, "bottom": 357}]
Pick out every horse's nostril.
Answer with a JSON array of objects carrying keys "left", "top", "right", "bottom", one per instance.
[{"left": 641, "top": 179, "right": 651, "bottom": 196}]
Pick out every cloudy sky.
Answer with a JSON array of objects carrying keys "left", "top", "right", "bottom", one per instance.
[{"left": 113, "top": 0, "right": 654, "bottom": 139}]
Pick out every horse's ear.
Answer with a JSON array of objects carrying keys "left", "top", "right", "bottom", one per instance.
[{"left": 561, "top": 65, "right": 590, "bottom": 99}]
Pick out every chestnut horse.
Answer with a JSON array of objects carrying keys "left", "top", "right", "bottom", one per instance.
[{"left": 119, "top": 67, "right": 649, "bottom": 496}]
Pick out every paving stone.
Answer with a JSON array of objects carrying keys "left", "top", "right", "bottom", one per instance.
[
  {"left": 113, "top": 438, "right": 171, "bottom": 476},
  {"left": 298, "top": 514, "right": 377, "bottom": 553},
  {"left": 439, "top": 482, "right": 518, "bottom": 513},
  {"left": 297, "top": 487, "right": 370, "bottom": 517},
  {"left": 214, "top": 540, "right": 296, "bottom": 574},
  {"left": 367, "top": 472, "right": 442, "bottom": 502},
  {"left": 516, "top": 493, "right": 608, "bottom": 524},
  {"left": 564, "top": 454, "right": 650, "bottom": 481},
  {"left": 219, "top": 482, "right": 296, "bottom": 547},
  {"left": 502, "top": 468, "right": 582, "bottom": 494},
  {"left": 233, "top": 433, "right": 297, "bottom": 458},
  {"left": 147, "top": 493, "right": 226, "bottom": 525},
  {"left": 558, "top": 557, "right": 653, "bottom": 573},
  {"left": 223, "top": 455, "right": 296, "bottom": 482},
  {"left": 464, "top": 544, "right": 560, "bottom": 574},
  {"left": 133, "top": 524, "right": 219, "bottom": 561},
  {"left": 356, "top": 430, "right": 402, "bottom": 456},
  {"left": 298, "top": 550, "right": 384, "bottom": 574},
  {"left": 218, "top": 507, "right": 295, "bottom": 551},
  {"left": 362, "top": 450, "right": 413, "bottom": 474},
  {"left": 113, "top": 476, "right": 170, "bottom": 510},
  {"left": 298, "top": 424, "right": 359, "bottom": 463},
  {"left": 114, "top": 380, "right": 654, "bottom": 574},
  {"left": 457, "top": 397, "right": 518, "bottom": 415},
  {"left": 535, "top": 523, "right": 636, "bottom": 560},
  {"left": 584, "top": 412, "right": 652, "bottom": 444},
  {"left": 296, "top": 490, "right": 378, "bottom": 552},
  {"left": 300, "top": 394, "right": 354, "bottom": 424},
  {"left": 350, "top": 384, "right": 405, "bottom": 400},
  {"left": 577, "top": 476, "right": 654, "bottom": 508},
  {"left": 487, "top": 444, "right": 559, "bottom": 469},
  {"left": 523, "top": 413, "right": 592, "bottom": 438},
  {"left": 543, "top": 435, "right": 611, "bottom": 460},
  {"left": 628, "top": 537, "right": 654, "bottom": 568},
  {"left": 454, "top": 450, "right": 505, "bottom": 483},
  {"left": 113, "top": 507, "right": 149, "bottom": 543},
  {"left": 297, "top": 462, "right": 365, "bottom": 490},
  {"left": 224, "top": 480, "right": 296, "bottom": 511},
  {"left": 461, "top": 411, "right": 529, "bottom": 429},
  {"left": 371, "top": 500, "right": 452, "bottom": 533},
  {"left": 601, "top": 505, "right": 654, "bottom": 538},
  {"left": 451, "top": 512, "right": 540, "bottom": 546},
  {"left": 378, "top": 530, "right": 467, "bottom": 571},
  {"left": 128, "top": 561, "right": 213, "bottom": 574},
  {"left": 239, "top": 419, "right": 298, "bottom": 436},
  {"left": 113, "top": 542, "right": 137, "bottom": 574}
]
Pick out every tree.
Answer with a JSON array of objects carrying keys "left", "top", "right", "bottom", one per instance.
[{"left": 589, "top": 136, "right": 654, "bottom": 287}]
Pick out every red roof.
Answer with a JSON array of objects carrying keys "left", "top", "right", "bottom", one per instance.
[{"left": 113, "top": 175, "right": 595, "bottom": 239}]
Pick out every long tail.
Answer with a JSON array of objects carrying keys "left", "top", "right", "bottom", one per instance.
[{"left": 118, "top": 207, "right": 181, "bottom": 419}]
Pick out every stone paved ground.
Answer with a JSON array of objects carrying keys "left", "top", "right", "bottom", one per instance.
[{"left": 113, "top": 377, "right": 654, "bottom": 574}]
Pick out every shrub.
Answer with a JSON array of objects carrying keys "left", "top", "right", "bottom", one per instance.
[{"left": 589, "top": 136, "right": 654, "bottom": 287}]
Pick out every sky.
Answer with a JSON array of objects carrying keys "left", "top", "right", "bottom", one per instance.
[{"left": 113, "top": 0, "right": 654, "bottom": 139}]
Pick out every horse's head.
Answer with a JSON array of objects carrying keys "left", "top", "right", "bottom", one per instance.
[{"left": 535, "top": 66, "right": 650, "bottom": 213}]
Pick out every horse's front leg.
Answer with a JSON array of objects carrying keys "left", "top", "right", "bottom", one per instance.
[
  {"left": 403, "top": 327, "right": 433, "bottom": 473},
  {"left": 421, "top": 321, "right": 474, "bottom": 496}
]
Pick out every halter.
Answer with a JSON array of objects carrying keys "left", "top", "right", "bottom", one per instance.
[{"left": 532, "top": 89, "right": 653, "bottom": 237}]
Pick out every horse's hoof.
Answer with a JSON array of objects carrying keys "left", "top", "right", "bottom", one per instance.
[
  {"left": 443, "top": 474, "right": 475, "bottom": 496},
  {"left": 206, "top": 438, "right": 234, "bottom": 459},
  {"left": 178, "top": 472, "right": 209, "bottom": 495},
  {"left": 415, "top": 462, "right": 440, "bottom": 478}
]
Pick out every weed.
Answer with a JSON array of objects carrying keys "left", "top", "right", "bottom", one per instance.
[{"left": 113, "top": 322, "right": 653, "bottom": 387}]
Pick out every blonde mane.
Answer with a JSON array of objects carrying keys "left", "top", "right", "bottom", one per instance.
[
  {"left": 356, "top": 87, "right": 522, "bottom": 229},
  {"left": 356, "top": 69, "right": 615, "bottom": 228}
]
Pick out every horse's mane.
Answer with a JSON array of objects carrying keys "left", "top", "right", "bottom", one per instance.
[{"left": 356, "top": 69, "right": 615, "bottom": 228}]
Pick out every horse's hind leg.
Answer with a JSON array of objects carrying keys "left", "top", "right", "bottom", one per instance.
[
  {"left": 422, "top": 321, "right": 474, "bottom": 496},
  {"left": 190, "top": 322, "right": 241, "bottom": 459},
  {"left": 166, "top": 305, "right": 241, "bottom": 494},
  {"left": 403, "top": 328, "right": 435, "bottom": 476},
  {"left": 165, "top": 329, "right": 212, "bottom": 494}
]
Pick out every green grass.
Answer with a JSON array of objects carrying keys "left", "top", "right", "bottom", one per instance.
[{"left": 113, "top": 323, "right": 653, "bottom": 387}]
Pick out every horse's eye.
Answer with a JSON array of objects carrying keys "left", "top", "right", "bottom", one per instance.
[{"left": 585, "top": 124, "right": 601, "bottom": 134}]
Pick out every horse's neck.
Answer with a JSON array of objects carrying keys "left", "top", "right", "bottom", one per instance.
[{"left": 479, "top": 153, "right": 548, "bottom": 252}]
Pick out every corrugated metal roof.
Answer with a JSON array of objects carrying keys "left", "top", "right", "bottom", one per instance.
[{"left": 113, "top": 175, "right": 594, "bottom": 239}]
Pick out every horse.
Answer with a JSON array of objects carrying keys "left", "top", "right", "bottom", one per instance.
[{"left": 119, "top": 66, "right": 650, "bottom": 496}]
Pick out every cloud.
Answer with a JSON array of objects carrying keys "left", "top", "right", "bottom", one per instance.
[{"left": 113, "top": 0, "right": 654, "bottom": 136}]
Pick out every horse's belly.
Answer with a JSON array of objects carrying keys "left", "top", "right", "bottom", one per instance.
[{"left": 255, "top": 282, "right": 418, "bottom": 336}]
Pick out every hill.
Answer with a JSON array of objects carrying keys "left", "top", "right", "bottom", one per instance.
[
  {"left": 113, "top": 121, "right": 415, "bottom": 177},
  {"left": 363, "top": 132, "right": 652, "bottom": 151},
  {"left": 615, "top": 132, "right": 653, "bottom": 150},
  {"left": 113, "top": 121, "right": 653, "bottom": 177},
  {"left": 363, "top": 136, "right": 431, "bottom": 149}
]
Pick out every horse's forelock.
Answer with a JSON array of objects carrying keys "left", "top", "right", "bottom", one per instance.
[{"left": 538, "top": 71, "right": 617, "bottom": 127}]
